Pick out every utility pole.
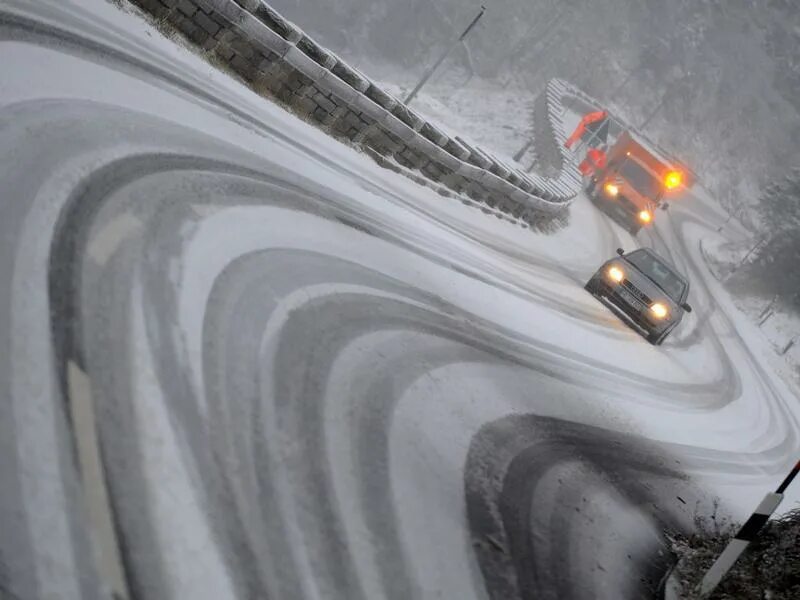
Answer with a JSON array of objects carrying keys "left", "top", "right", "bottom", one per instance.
[
  {"left": 404, "top": 6, "right": 486, "bottom": 105},
  {"left": 609, "top": 66, "right": 639, "bottom": 100},
  {"left": 638, "top": 92, "right": 668, "bottom": 130}
]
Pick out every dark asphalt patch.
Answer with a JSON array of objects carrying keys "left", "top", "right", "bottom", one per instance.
[{"left": 465, "top": 414, "right": 702, "bottom": 600}]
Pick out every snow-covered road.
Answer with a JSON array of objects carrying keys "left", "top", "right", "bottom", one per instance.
[{"left": 1, "top": 1, "right": 798, "bottom": 599}]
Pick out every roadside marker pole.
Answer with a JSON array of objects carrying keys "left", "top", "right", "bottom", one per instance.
[
  {"left": 697, "top": 460, "right": 800, "bottom": 598},
  {"left": 722, "top": 236, "right": 767, "bottom": 282},
  {"left": 696, "top": 493, "right": 783, "bottom": 597},
  {"left": 780, "top": 336, "right": 797, "bottom": 356}
]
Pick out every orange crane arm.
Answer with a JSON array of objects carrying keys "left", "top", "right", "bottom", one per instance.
[{"left": 565, "top": 110, "right": 608, "bottom": 149}]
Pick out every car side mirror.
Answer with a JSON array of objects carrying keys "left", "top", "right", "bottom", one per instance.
[
  {"left": 682, "top": 303, "right": 692, "bottom": 313},
  {"left": 661, "top": 202, "right": 670, "bottom": 211},
  {"left": 616, "top": 248, "right": 624, "bottom": 256}
]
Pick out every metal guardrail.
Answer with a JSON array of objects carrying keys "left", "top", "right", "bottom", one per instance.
[{"left": 132, "top": 0, "right": 596, "bottom": 220}]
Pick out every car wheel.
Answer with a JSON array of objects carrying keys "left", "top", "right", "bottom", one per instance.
[
  {"left": 584, "top": 279, "right": 599, "bottom": 295},
  {"left": 628, "top": 224, "right": 641, "bottom": 236}
]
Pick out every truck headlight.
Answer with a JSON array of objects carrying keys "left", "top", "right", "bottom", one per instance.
[
  {"left": 604, "top": 183, "right": 619, "bottom": 197},
  {"left": 650, "top": 302, "right": 668, "bottom": 319},
  {"left": 607, "top": 266, "right": 624, "bottom": 283},
  {"left": 638, "top": 210, "right": 652, "bottom": 223}
]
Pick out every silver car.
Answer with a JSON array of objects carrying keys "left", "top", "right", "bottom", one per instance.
[{"left": 585, "top": 248, "right": 692, "bottom": 345}]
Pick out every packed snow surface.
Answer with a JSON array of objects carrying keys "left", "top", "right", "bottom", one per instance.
[{"left": 0, "top": 1, "right": 798, "bottom": 599}]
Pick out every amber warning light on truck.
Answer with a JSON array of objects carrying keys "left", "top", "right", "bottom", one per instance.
[{"left": 664, "top": 170, "right": 683, "bottom": 190}]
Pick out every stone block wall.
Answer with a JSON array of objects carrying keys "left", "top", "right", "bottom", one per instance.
[{"left": 128, "top": 0, "right": 586, "bottom": 225}]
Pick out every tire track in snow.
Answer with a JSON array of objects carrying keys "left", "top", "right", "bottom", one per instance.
[{"left": 1, "top": 1, "right": 798, "bottom": 600}]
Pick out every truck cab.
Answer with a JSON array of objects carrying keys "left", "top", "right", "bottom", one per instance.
[{"left": 586, "top": 131, "right": 688, "bottom": 235}]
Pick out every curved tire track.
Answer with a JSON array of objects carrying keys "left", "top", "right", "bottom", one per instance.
[{"left": 1, "top": 2, "right": 799, "bottom": 600}]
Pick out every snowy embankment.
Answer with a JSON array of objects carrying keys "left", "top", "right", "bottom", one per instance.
[
  {"left": 374, "top": 71, "right": 534, "bottom": 167},
  {"left": 700, "top": 234, "right": 800, "bottom": 392},
  {"left": 0, "top": 1, "right": 798, "bottom": 600}
]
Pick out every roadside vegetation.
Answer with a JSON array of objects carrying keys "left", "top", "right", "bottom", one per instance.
[
  {"left": 669, "top": 507, "right": 800, "bottom": 599},
  {"left": 737, "top": 171, "right": 800, "bottom": 311}
]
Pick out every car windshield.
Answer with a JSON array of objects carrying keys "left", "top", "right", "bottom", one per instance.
[
  {"left": 619, "top": 159, "right": 662, "bottom": 199},
  {"left": 625, "top": 250, "right": 686, "bottom": 300}
]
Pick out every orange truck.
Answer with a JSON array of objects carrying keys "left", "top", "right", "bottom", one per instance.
[{"left": 585, "top": 131, "right": 692, "bottom": 235}]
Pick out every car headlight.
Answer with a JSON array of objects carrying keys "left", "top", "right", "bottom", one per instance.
[
  {"left": 607, "top": 265, "right": 624, "bottom": 283},
  {"left": 638, "top": 210, "right": 652, "bottom": 223},
  {"left": 650, "top": 302, "right": 668, "bottom": 319},
  {"left": 604, "top": 183, "right": 619, "bottom": 197}
]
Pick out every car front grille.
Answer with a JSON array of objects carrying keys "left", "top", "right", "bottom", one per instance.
[
  {"left": 617, "top": 194, "right": 638, "bottom": 213},
  {"left": 603, "top": 289, "right": 655, "bottom": 333},
  {"left": 621, "top": 279, "right": 651, "bottom": 305}
]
